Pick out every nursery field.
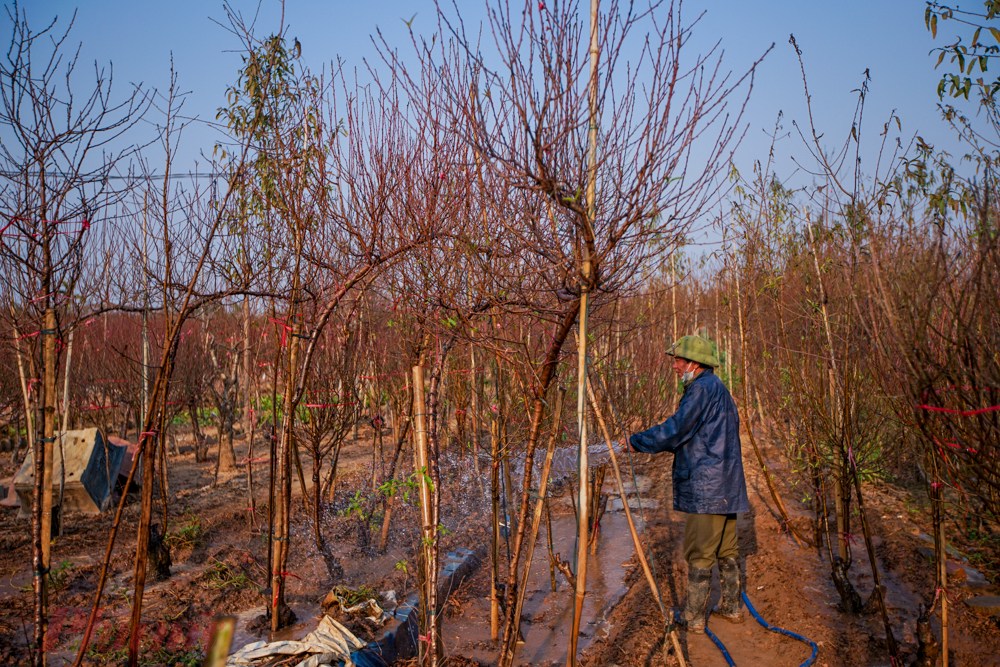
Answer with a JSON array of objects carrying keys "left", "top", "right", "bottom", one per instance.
[{"left": 3, "top": 0, "right": 1000, "bottom": 666}]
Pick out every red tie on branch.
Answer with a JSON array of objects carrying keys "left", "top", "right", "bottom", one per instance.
[
  {"left": 838, "top": 531, "right": 858, "bottom": 546},
  {"left": 268, "top": 318, "right": 293, "bottom": 346},
  {"left": 302, "top": 402, "right": 357, "bottom": 408},
  {"left": 918, "top": 403, "right": 1000, "bottom": 417},
  {"left": 935, "top": 439, "right": 979, "bottom": 455}
]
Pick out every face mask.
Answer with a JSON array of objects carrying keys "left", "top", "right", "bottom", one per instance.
[{"left": 682, "top": 369, "right": 696, "bottom": 384}]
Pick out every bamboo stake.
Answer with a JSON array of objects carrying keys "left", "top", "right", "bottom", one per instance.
[
  {"left": 503, "top": 388, "right": 565, "bottom": 667},
  {"left": 587, "top": 380, "right": 687, "bottom": 667},
  {"left": 411, "top": 365, "right": 435, "bottom": 665},
  {"left": 243, "top": 294, "right": 258, "bottom": 529},
  {"left": 13, "top": 317, "right": 41, "bottom": 667},
  {"left": 568, "top": 1, "right": 600, "bottom": 663},
  {"left": 470, "top": 343, "right": 483, "bottom": 496},
  {"left": 568, "top": 291, "right": 591, "bottom": 667},
  {"left": 545, "top": 497, "right": 557, "bottom": 592},
  {"left": 490, "top": 415, "right": 501, "bottom": 641},
  {"left": 11, "top": 318, "right": 35, "bottom": 469},
  {"left": 38, "top": 304, "right": 57, "bottom": 667},
  {"left": 57, "top": 330, "right": 75, "bottom": 535}
]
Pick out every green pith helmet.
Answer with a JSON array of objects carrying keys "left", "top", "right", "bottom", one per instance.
[{"left": 668, "top": 335, "right": 720, "bottom": 367}]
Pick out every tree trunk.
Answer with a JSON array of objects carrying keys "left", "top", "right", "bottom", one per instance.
[{"left": 216, "top": 413, "right": 237, "bottom": 475}]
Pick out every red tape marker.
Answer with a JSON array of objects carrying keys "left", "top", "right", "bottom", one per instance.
[
  {"left": 935, "top": 439, "right": 979, "bottom": 455},
  {"left": 918, "top": 403, "right": 1000, "bottom": 417},
  {"left": 302, "top": 402, "right": 357, "bottom": 408}
]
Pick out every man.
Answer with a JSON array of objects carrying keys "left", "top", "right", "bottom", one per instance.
[{"left": 625, "top": 335, "right": 749, "bottom": 634}]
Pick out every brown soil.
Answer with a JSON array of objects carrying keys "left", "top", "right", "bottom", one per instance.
[
  {"left": 0, "top": 424, "right": 489, "bottom": 667},
  {"left": 581, "top": 434, "right": 1000, "bottom": 667},
  {"left": 2, "top": 425, "right": 999, "bottom": 667}
]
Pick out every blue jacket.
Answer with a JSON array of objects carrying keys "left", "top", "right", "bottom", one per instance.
[{"left": 628, "top": 369, "right": 749, "bottom": 514}]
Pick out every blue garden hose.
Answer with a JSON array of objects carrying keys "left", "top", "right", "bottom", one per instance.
[
  {"left": 702, "top": 591, "right": 818, "bottom": 667},
  {"left": 705, "top": 623, "right": 738, "bottom": 666}
]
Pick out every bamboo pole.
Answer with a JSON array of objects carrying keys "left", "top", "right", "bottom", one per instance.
[
  {"left": 411, "top": 365, "right": 435, "bottom": 665},
  {"left": 568, "top": 284, "right": 591, "bottom": 667},
  {"left": 587, "top": 380, "right": 687, "bottom": 667},
  {"left": 13, "top": 317, "right": 41, "bottom": 667},
  {"left": 470, "top": 344, "right": 483, "bottom": 495},
  {"left": 490, "top": 415, "right": 501, "bottom": 641},
  {"left": 503, "top": 388, "right": 565, "bottom": 667},
  {"left": 568, "top": 2, "right": 600, "bottom": 663},
  {"left": 38, "top": 305, "right": 57, "bottom": 667},
  {"left": 545, "top": 498, "right": 557, "bottom": 592},
  {"left": 11, "top": 319, "right": 34, "bottom": 467},
  {"left": 57, "top": 330, "right": 75, "bottom": 536}
]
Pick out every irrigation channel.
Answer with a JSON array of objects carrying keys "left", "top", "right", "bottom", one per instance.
[{"left": 445, "top": 455, "right": 654, "bottom": 665}]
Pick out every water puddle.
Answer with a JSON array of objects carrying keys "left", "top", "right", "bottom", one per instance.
[{"left": 441, "top": 477, "right": 644, "bottom": 665}]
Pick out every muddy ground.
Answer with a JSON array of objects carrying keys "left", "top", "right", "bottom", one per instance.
[
  {"left": 0, "top": 425, "right": 490, "bottom": 666},
  {"left": 580, "top": 435, "right": 1000, "bottom": 667},
  {"left": 1, "top": 424, "right": 999, "bottom": 666}
]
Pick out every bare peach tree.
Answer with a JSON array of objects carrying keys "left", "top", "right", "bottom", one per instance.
[
  {"left": 0, "top": 7, "right": 150, "bottom": 664},
  {"left": 380, "top": 0, "right": 767, "bottom": 661}
]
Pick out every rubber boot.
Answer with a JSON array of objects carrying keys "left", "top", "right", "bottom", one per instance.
[
  {"left": 680, "top": 566, "right": 712, "bottom": 634},
  {"left": 713, "top": 556, "right": 746, "bottom": 623}
]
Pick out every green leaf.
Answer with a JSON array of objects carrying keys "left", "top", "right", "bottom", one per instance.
[
  {"left": 932, "top": 14, "right": 938, "bottom": 39},
  {"left": 990, "top": 27, "right": 1000, "bottom": 43}
]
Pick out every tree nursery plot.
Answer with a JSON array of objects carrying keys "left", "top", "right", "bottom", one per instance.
[{"left": 1, "top": 1, "right": 999, "bottom": 666}]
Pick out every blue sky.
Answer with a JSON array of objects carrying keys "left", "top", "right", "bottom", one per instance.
[{"left": 7, "top": 1, "right": 971, "bottom": 232}]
